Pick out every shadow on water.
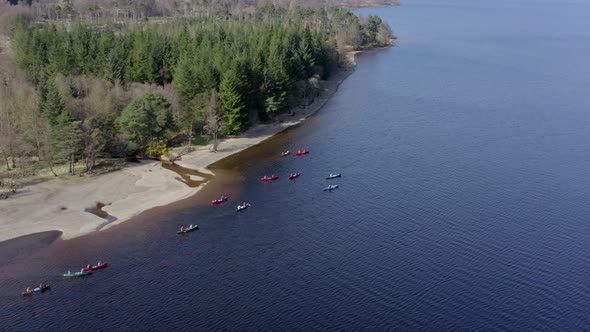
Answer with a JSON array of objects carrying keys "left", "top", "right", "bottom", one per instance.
[
  {"left": 0, "top": 231, "right": 62, "bottom": 267},
  {"left": 161, "top": 162, "right": 214, "bottom": 188}
]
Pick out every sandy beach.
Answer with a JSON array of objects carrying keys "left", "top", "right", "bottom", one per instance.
[{"left": 0, "top": 58, "right": 359, "bottom": 244}]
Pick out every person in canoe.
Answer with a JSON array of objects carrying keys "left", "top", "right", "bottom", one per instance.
[
  {"left": 86, "top": 264, "right": 91, "bottom": 269},
  {"left": 25, "top": 287, "right": 32, "bottom": 293},
  {"left": 180, "top": 226, "right": 185, "bottom": 232},
  {"left": 97, "top": 261, "right": 102, "bottom": 266}
]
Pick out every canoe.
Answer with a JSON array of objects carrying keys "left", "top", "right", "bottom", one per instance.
[
  {"left": 323, "top": 185, "right": 339, "bottom": 191},
  {"left": 281, "top": 151, "right": 290, "bottom": 156},
  {"left": 212, "top": 196, "right": 228, "bottom": 205},
  {"left": 82, "top": 262, "right": 108, "bottom": 272},
  {"left": 21, "top": 285, "right": 50, "bottom": 296},
  {"left": 63, "top": 271, "right": 92, "bottom": 277},
  {"left": 177, "top": 225, "right": 199, "bottom": 234},
  {"left": 296, "top": 150, "right": 309, "bottom": 156},
  {"left": 289, "top": 173, "right": 301, "bottom": 180},
  {"left": 236, "top": 203, "right": 252, "bottom": 212},
  {"left": 326, "top": 173, "right": 341, "bottom": 179},
  {"left": 261, "top": 175, "right": 279, "bottom": 181},
  {"left": 33, "top": 285, "right": 50, "bottom": 293}
]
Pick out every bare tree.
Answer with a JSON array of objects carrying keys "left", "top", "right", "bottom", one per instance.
[
  {"left": 377, "top": 22, "right": 394, "bottom": 46},
  {"left": 203, "top": 88, "right": 221, "bottom": 152},
  {"left": 83, "top": 125, "right": 104, "bottom": 172},
  {"left": 0, "top": 84, "right": 23, "bottom": 170}
]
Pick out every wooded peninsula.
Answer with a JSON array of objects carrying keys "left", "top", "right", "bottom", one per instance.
[{"left": 0, "top": 0, "right": 394, "bottom": 195}]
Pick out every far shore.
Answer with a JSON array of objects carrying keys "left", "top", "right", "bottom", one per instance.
[{"left": 0, "top": 50, "right": 372, "bottom": 244}]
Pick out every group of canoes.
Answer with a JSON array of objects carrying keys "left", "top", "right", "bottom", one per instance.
[
  {"left": 63, "top": 261, "right": 108, "bottom": 278},
  {"left": 22, "top": 261, "right": 108, "bottom": 296},
  {"left": 179, "top": 196, "right": 252, "bottom": 234},
  {"left": 280, "top": 149, "right": 310, "bottom": 157},
  {"left": 211, "top": 195, "right": 251, "bottom": 212},
  {"left": 177, "top": 147, "right": 339, "bottom": 235}
]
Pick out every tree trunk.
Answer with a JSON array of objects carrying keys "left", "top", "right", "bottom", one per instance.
[
  {"left": 213, "top": 132, "right": 218, "bottom": 152},
  {"left": 2, "top": 154, "right": 9, "bottom": 171},
  {"left": 70, "top": 153, "right": 75, "bottom": 175},
  {"left": 187, "top": 122, "right": 193, "bottom": 148},
  {"left": 48, "top": 160, "right": 57, "bottom": 177}
]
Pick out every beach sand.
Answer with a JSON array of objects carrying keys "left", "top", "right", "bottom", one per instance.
[{"left": 0, "top": 57, "right": 359, "bottom": 244}]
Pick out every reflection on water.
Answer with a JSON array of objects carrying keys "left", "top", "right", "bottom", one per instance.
[{"left": 161, "top": 162, "right": 214, "bottom": 188}]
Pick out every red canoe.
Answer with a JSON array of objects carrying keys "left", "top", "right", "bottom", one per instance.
[
  {"left": 82, "top": 262, "right": 108, "bottom": 272},
  {"left": 289, "top": 173, "right": 301, "bottom": 180},
  {"left": 261, "top": 175, "right": 279, "bottom": 181},
  {"left": 212, "top": 196, "right": 228, "bottom": 205},
  {"left": 296, "top": 150, "right": 309, "bottom": 156}
]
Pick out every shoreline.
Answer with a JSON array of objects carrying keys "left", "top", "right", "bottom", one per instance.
[{"left": 0, "top": 50, "right": 372, "bottom": 244}]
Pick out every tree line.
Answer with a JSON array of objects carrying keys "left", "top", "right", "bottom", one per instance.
[
  {"left": 1, "top": 4, "right": 393, "bottom": 177},
  {"left": 3, "top": 0, "right": 399, "bottom": 22}
]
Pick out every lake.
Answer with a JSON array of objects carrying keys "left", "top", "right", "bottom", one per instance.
[{"left": 2, "top": 0, "right": 590, "bottom": 330}]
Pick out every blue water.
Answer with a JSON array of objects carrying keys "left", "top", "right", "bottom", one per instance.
[{"left": 2, "top": 0, "right": 590, "bottom": 330}]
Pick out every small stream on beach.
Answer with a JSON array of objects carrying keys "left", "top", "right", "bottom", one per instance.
[{"left": 3, "top": 0, "right": 590, "bottom": 330}]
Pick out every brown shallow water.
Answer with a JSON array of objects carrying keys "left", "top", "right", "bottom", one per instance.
[{"left": 161, "top": 162, "right": 214, "bottom": 188}]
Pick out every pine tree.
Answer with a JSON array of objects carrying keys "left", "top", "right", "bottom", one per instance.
[
  {"left": 42, "top": 79, "right": 65, "bottom": 126},
  {"left": 173, "top": 56, "right": 198, "bottom": 103},
  {"left": 51, "top": 111, "right": 84, "bottom": 174},
  {"left": 71, "top": 23, "right": 91, "bottom": 74},
  {"left": 219, "top": 72, "right": 247, "bottom": 135},
  {"left": 98, "top": 28, "right": 116, "bottom": 79},
  {"left": 263, "top": 52, "right": 290, "bottom": 116}
]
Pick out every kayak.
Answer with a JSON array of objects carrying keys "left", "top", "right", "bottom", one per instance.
[
  {"left": 22, "top": 285, "right": 50, "bottom": 296},
  {"left": 212, "top": 196, "right": 228, "bottom": 205},
  {"left": 63, "top": 271, "right": 92, "bottom": 277},
  {"left": 323, "top": 185, "right": 339, "bottom": 191},
  {"left": 289, "top": 172, "right": 301, "bottom": 180},
  {"left": 281, "top": 150, "right": 290, "bottom": 156},
  {"left": 237, "top": 203, "right": 252, "bottom": 212},
  {"left": 296, "top": 150, "right": 309, "bottom": 156},
  {"left": 261, "top": 175, "right": 279, "bottom": 181},
  {"left": 326, "top": 173, "right": 341, "bottom": 179},
  {"left": 82, "top": 262, "right": 108, "bottom": 272},
  {"left": 177, "top": 225, "right": 199, "bottom": 234}
]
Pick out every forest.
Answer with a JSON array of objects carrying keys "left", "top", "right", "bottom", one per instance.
[{"left": 0, "top": 2, "right": 393, "bottom": 184}]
